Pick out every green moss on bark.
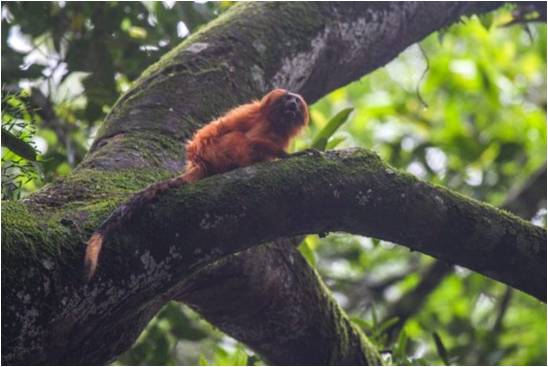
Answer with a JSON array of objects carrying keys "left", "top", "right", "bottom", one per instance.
[{"left": 2, "top": 167, "right": 173, "bottom": 266}]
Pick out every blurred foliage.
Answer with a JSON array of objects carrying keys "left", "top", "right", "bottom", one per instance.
[
  {"left": 1, "top": 89, "right": 43, "bottom": 199},
  {"left": 302, "top": 9, "right": 547, "bottom": 367},
  {"left": 1, "top": 1, "right": 232, "bottom": 186},
  {"left": 114, "top": 302, "right": 261, "bottom": 366},
  {"left": 2, "top": 2, "right": 546, "bottom": 366}
]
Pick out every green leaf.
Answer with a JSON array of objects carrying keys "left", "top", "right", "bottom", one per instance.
[
  {"left": 128, "top": 26, "right": 147, "bottom": 39},
  {"left": 432, "top": 331, "right": 450, "bottom": 365},
  {"left": 2, "top": 128, "right": 37, "bottom": 161},
  {"left": 298, "top": 238, "right": 316, "bottom": 267},
  {"left": 326, "top": 135, "right": 347, "bottom": 149},
  {"left": 311, "top": 107, "right": 353, "bottom": 150},
  {"left": 198, "top": 355, "right": 209, "bottom": 366},
  {"left": 437, "top": 27, "right": 449, "bottom": 44},
  {"left": 374, "top": 316, "right": 399, "bottom": 338},
  {"left": 232, "top": 347, "right": 249, "bottom": 366},
  {"left": 351, "top": 317, "right": 373, "bottom": 334},
  {"left": 370, "top": 303, "right": 379, "bottom": 327},
  {"left": 478, "top": 13, "right": 494, "bottom": 30},
  {"left": 163, "top": 304, "right": 208, "bottom": 341},
  {"left": 394, "top": 329, "right": 408, "bottom": 360}
]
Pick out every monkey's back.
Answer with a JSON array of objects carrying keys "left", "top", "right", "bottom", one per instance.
[{"left": 185, "top": 102, "right": 263, "bottom": 176}]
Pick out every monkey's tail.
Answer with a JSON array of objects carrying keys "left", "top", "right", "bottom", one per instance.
[
  {"left": 83, "top": 172, "right": 196, "bottom": 282},
  {"left": 84, "top": 232, "right": 105, "bottom": 282}
]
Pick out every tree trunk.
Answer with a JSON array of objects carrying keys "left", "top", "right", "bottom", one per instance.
[{"left": 4, "top": 2, "right": 534, "bottom": 365}]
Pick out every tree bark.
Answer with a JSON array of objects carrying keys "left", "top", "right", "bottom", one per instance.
[
  {"left": 381, "top": 161, "right": 548, "bottom": 339},
  {"left": 2, "top": 2, "right": 526, "bottom": 365}
]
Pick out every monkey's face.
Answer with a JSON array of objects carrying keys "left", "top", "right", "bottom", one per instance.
[
  {"left": 279, "top": 92, "right": 308, "bottom": 125},
  {"left": 262, "top": 89, "right": 309, "bottom": 132}
]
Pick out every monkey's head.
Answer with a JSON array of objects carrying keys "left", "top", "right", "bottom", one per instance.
[{"left": 261, "top": 88, "right": 309, "bottom": 135}]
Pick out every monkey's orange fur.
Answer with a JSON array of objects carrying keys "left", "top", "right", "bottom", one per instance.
[{"left": 84, "top": 89, "right": 309, "bottom": 280}]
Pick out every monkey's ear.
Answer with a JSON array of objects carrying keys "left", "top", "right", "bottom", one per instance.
[
  {"left": 261, "top": 88, "right": 287, "bottom": 105},
  {"left": 269, "top": 88, "right": 287, "bottom": 95}
]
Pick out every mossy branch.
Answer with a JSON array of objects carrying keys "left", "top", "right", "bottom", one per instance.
[
  {"left": 5, "top": 147, "right": 543, "bottom": 364},
  {"left": 93, "top": 149, "right": 546, "bottom": 303}
]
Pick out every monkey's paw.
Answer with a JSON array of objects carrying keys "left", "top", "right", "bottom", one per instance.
[{"left": 290, "top": 148, "right": 322, "bottom": 158}]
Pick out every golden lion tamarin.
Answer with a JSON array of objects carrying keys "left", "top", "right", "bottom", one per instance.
[{"left": 84, "top": 88, "right": 309, "bottom": 280}]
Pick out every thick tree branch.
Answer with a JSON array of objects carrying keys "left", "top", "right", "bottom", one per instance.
[
  {"left": 171, "top": 240, "right": 379, "bottom": 365},
  {"left": 88, "top": 149, "right": 545, "bottom": 302},
  {"left": 380, "top": 161, "right": 548, "bottom": 338}
]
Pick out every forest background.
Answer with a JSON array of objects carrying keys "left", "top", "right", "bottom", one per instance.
[{"left": 1, "top": 2, "right": 546, "bottom": 365}]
